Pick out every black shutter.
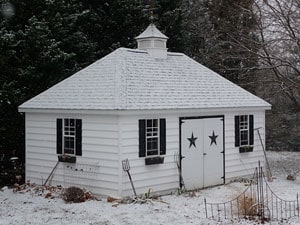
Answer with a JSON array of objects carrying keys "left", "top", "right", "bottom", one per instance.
[
  {"left": 139, "top": 120, "right": 146, "bottom": 157},
  {"left": 75, "top": 119, "right": 82, "bottom": 156},
  {"left": 159, "top": 118, "right": 166, "bottom": 155},
  {"left": 234, "top": 116, "right": 240, "bottom": 147},
  {"left": 56, "top": 118, "right": 63, "bottom": 154},
  {"left": 249, "top": 115, "right": 254, "bottom": 145}
]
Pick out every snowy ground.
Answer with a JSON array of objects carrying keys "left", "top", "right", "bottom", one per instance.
[{"left": 1, "top": 151, "right": 300, "bottom": 225}]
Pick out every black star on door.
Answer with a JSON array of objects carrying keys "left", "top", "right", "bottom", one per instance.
[
  {"left": 187, "top": 132, "right": 198, "bottom": 148},
  {"left": 209, "top": 131, "right": 218, "bottom": 146}
]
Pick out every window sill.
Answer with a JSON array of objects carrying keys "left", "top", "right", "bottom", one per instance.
[
  {"left": 58, "top": 155, "right": 76, "bottom": 163},
  {"left": 145, "top": 156, "right": 164, "bottom": 165},
  {"left": 239, "top": 146, "right": 253, "bottom": 153}
]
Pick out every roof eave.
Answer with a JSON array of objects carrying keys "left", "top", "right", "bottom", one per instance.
[{"left": 18, "top": 104, "right": 271, "bottom": 115}]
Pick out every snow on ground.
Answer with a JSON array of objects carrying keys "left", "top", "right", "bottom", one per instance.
[{"left": 1, "top": 151, "right": 300, "bottom": 225}]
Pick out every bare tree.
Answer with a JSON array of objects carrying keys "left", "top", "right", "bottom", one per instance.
[{"left": 253, "top": 0, "right": 300, "bottom": 110}]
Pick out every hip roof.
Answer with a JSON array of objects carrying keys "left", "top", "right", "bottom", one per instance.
[{"left": 19, "top": 48, "right": 271, "bottom": 111}]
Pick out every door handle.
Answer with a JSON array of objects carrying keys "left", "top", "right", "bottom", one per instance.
[{"left": 203, "top": 153, "right": 207, "bottom": 156}]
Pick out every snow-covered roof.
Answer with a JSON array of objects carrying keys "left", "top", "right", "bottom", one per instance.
[
  {"left": 19, "top": 47, "right": 271, "bottom": 111},
  {"left": 135, "top": 23, "right": 168, "bottom": 40}
]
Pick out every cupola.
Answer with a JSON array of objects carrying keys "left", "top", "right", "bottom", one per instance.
[{"left": 135, "top": 23, "right": 168, "bottom": 59}]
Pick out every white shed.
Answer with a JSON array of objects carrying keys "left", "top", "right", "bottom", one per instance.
[{"left": 19, "top": 24, "right": 271, "bottom": 197}]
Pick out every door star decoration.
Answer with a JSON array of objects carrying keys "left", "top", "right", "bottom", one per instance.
[
  {"left": 209, "top": 131, "right": 218, "bottom": 146},
  {"left": 188, "top": 132, "right": 198, "bottom": 148}
]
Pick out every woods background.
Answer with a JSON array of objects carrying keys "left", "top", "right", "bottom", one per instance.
[{"left": 0, "top": 0, "right": 299, "bottom": 184}]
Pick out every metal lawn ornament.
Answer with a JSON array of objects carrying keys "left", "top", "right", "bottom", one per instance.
[{"left": 122, "top": 159, "right": 137, "bottom": 196}]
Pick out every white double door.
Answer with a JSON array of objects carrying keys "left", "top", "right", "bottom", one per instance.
[{"left": 181, "top": 117, "right": 224, "bottom": 190}]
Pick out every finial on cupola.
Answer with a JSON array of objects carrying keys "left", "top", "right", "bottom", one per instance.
[{"left": 136, "top": 0, "right": 168, "bottom": 59}]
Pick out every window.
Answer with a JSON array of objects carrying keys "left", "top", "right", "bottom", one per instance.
[
  {"left": 235, "top": 115, "right": 254, "bottom": 152},
  {"left": 139, "top": 118, "right": 166, "bottom": 164},
  {"left": 239, "top": 115, "right": 249, "bottom": 146},
  {"left": 57, "top": 118, "right": 82, "bottom": 156},
  {"left": 146, "top": 119, "right": 159, "bottom": 156},
  {"left": 63, "top": 119, "right": 76, "bottom": 155}
]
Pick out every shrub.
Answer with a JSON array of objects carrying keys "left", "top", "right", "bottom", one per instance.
[
  {"left": 63, "top": 186, "right": 85, "bottom": 203},
  {"left": 237, "top": 193, "right": 257, "bottom": 217}
]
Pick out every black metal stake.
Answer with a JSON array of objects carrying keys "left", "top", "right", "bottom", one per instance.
[
  {"left": 297, "top": 194, "right": 299, "bottom": 217},
  {"left": 230, "top": 201, "right": 233, "bottom": 218},
  {"left": 204, "top": 198, "right": 208, "bottom": 218},
  {"left": 255, "top": 127, "right": 272, "bottom": 181},
  {"left": 43, "top": 160, "right": 59, "bottom": 186},
  {"left": 217, "top": 204, "right": 221, "bottom": 222}
]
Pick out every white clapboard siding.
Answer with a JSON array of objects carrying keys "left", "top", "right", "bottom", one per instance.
[
  {"left": 119, "top": 114, "right": 179, "bottom": 196},
  {"left": 118, "top": 109, "right": 267, "bottom": 196},
  {"left": 224, "top": 110, "right": 266, "bottom": 181},
  {"left": 25, "top": 113, "right": 120, "bottom": 196},
  {"left": 122, "top": 176, "right": 178, "bottom": 196},
  {"left": 25, "top": 107, "right": 267, "bottom": 197}
]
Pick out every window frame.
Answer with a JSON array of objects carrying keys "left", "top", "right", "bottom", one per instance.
[
  {"left": 63, "top": 118, "right": 76, "bottom": 156},
  {"left": 139, "top": 118, "right": 166, "bottom": 165},
  {"left": 235, "top": 114, "right": 254, "bottom": 153},
  {"left": 145, "top": 119, "right": 160, "bottom": 157},
  {"left": 239, "top": 115, "right": 249, "bottom": 147},
  {"left": 57, "top": 118, "right": 82, "bottom": 157}
]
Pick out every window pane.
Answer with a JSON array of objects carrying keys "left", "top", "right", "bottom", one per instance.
[
  {"left": 64, "top": 138, "right": 69, "bottom": 149},
  {"left": 70, "top": 119, "right": 75, "bottom": 127},
  {"left": 152, "top": 138, "right": 158, "bottom": 149},
  {"left": 240, "top": 130, "right": 249, "bottom": 146},
  {"left": 70, "top": 140, "right": 74, "bottom": 149},
  {"left": 153, "top": 119, "right": 158, "bottom": 127},
  {"left": 146, "top": 137, "right": 158, "bottom": 156},
  {"left": 65, "top": 148, "right": 74, "bottom": 154},
  {"left": 147, "top": 119, "right": 152, "bottom": 127},
  {"left": 64, "top": 137, "right": 75, "bottom": 154},
  {"left": 147, "top": 149, "right": 159, "bottom": 156},
  {"left": 70, "top": 128, "right": 75, "bottom": 135},
  {"left": 241, "top": 140, "right": 248, "bottom": 146},
  {"left": 146, "top": 128, "right": 152, "bottom": 133}
]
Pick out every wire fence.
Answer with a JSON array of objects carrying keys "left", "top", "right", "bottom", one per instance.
[
  {"left": 63, "top": 162, "right": 100, "bottom": 186},
  {"left": 204, "top": 162, "right": 299, "bottom": 222}
]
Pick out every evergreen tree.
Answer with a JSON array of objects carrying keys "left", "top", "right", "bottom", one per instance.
[
  {"left": 155, "top": 0, "right": 184, "bottom": 52},
  {"left": 182, "top": 0, "right": 259, "bottom": 89},
  {"left": 0, "top": 0, "right": 185, "bottom": 185}
]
